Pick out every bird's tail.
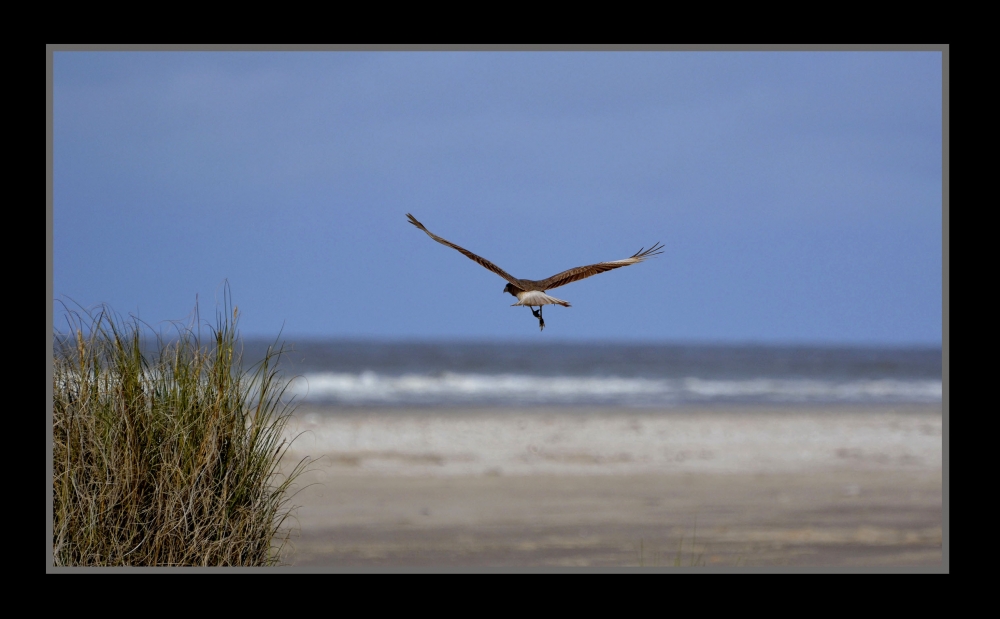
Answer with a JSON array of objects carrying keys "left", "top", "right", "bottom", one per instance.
[{"left": 511, "top": 291, "right": 571, "bottom": 307}]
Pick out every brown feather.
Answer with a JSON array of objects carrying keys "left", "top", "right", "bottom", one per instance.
[
  {"left": 407, "top": 213, "right": 662, "bottom": 294},
  {"left": 531, "top": 243, "right": 665, "bottom": 291},
  {"left": 406, "top": 213, "right": 523, "bottom": 287}
]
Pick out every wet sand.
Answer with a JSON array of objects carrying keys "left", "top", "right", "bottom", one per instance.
[{"left": 279, "top": 406, "right": 943, "bottom": 568}]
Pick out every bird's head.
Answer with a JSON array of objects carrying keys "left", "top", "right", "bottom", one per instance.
[{"left": 503, "top": 283, "right": 517, "bottom": 297}]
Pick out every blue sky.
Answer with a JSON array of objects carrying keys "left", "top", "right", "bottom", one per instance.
[{"left": 51, "top": 51, "right": 943, "bottom": 344}]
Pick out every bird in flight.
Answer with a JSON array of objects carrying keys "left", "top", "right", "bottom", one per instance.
[{"left": 406, "top": 213, "right": 663, "bottom": 331}]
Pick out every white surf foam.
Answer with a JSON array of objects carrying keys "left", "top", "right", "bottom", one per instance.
[{"left": 285, "top": 371, "right": 942, "bottom": 406}]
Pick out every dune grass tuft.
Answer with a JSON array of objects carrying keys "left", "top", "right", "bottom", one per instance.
[{"left": 52, "top": 292, "right": 308, "bottom": 566}]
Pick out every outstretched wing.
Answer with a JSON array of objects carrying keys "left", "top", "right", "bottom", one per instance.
[
  {"left": 407, "top": 213, "right": 522, "bottom": 287},
  {"left": 534, "top": 242, "right": 664, "bottom": 291}
]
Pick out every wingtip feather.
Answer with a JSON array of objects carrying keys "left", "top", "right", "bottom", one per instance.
[{"left": 631, "top": 241, "right": 665, "bottom": 260}]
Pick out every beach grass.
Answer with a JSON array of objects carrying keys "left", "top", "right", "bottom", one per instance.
[
  {"left": 52, "top": 292, "right": 308, "bottom": 566},
  {"left": 635, "top": 534, "right": 708, "bottom": 567},
  {"left": 635, "top": 520, "right": 729, "bottom": 566}
]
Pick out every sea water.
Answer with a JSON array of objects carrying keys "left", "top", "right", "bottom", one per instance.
[{"left": 241, "top": 340, "right": 942, "bottom": 408}]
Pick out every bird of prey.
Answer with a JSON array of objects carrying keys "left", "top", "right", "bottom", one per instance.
[{"left": 406, "top": 213, "right": 663, "bottom": 331}]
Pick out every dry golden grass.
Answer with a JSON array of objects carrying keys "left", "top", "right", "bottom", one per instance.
[{"left": 52, "top": 290, "right": 308, "bottom": 566}]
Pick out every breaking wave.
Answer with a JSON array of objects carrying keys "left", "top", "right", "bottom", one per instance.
[{"left": 286, "top": 371, "right": 942, "bottom": 407}]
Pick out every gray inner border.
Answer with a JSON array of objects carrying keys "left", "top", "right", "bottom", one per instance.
[{"left": 46, "top": 43, "right": 948, "bottom": 574}]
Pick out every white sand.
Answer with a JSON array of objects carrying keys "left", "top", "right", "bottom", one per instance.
[
  {"left": 279, "top": 406, "right": 943, "bottom": 566},
  {"left": 282, "top": 406, "right": 942, "bottom": 478}
]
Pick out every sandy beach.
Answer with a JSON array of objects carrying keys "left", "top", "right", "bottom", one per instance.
[{"left": 279, "top": 405, "right": 943, "bottom": 567}]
